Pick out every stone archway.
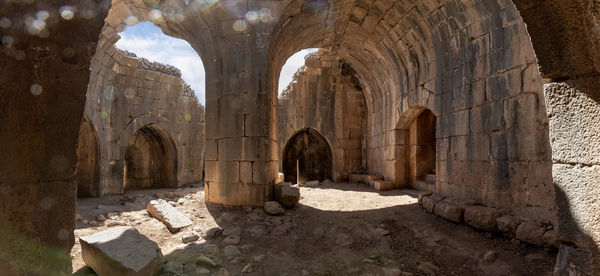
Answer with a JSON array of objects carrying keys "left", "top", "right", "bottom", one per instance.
[
  {"left": 124, "top": 125, "right": 177, "bottom": 190},
  {"left": 282, "top": 128, "right": 333, "bottom": 184},
  {"left": 394, "top": 107, "right": 437, "bottom": 191},
  {"left": 75, "top": 115, "right": 100, "bottom": 198}
]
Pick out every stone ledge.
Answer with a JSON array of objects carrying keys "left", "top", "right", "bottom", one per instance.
[{"left": 418, "top": 193, "right": 558, "bottom": 248}]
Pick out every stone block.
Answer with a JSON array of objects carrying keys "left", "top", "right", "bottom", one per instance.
[
  {"left": 280, "top": 186, "right": 300, "bottom": 209},
  {"left": 464, "top": 206, "right": 502, "bottom": 232},
  {"left": 421, "top": 195, "right": 443, "bottom": 213},
  {"left": 433, "top": 200, "right": 464, "bottom": 223},
  {"left": 80, "top": 226, "right": 164, "bottom": 276},
  {"left": 515, "top": 221, "right": 545, "bottom": 246},
  {"left": 496, "top": 215, "right": 519, "bottom": 235},
  {"left": 418, "top": 192, "right": 433, "bottom": 204},
  {"left": 373, "top": 180, "right": 394, "bottom": 191},
  {"left": 273, "top": 182, "right": 291, "bottom": 201},
  {"left": 147, "top": 199, "right": 193, "bottom": 233}
]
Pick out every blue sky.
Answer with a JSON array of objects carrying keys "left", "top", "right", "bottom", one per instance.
[{"left": 116, "top": 22, "right": 316, "bottom": 105}]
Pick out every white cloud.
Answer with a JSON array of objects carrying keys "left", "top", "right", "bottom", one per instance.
[
  {"left": 278, "top": 49, "right": 318, "bottom": 95},
  {"left": 116, "top": 26, "right": 206, "bottom": 105}
]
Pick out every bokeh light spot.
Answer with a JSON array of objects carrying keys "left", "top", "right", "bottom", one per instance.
[
  {"left": 101, "top": 111, "right": 109, "bottom": 119},
  {"left": 63, "top": 47, "right": 75, "bottom": 58},
  {"left": 245, "top": 10, "right": 259, "bottom": 24},
  {"left": 57, "top": 229, "right": 69, "bottom": 240},
  {"left": 0, "top": 17, "right": 11, "bottom": 29},
  {"left": 36, "top": 10, "right": 50, "bottom": 21},
  {"left": 60, "top": 6, "right": 75, "bottom": 20},
  {"left": 2, "top": 35, "right": 13, "bottom": 47},
  {"left": 148, "top": 9, "right": 163, "bottom": 21},
  {"left": 185, "top": 114, "right": 191, "bottom": 121},
  {"left": 103, "top": 85, "right": 118, "bottom": 101},
  {"left": 125, "top": 15, "right": 139, "bottom": 26},
  {"left": 233, "top": 19, "right": 247, "bottom": 32},
  {"left": 30, "top": 84, "right": 43, "bottom": 96},
  {"left": 124, "top": 87, "right": 135, "bottom": 99}
]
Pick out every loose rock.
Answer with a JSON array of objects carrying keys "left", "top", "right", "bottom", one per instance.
[
  {"left": 197, "top": 254, "right": 220, "bottom": 267},
  {"left": 182, "top": 231, "right": 200, "bottom": 243},
  {"left": 464, "top": 206, "right": 502, "bottom": 231}
]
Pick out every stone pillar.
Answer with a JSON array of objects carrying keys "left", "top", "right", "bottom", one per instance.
[
  {"left": 544, "top": 80, "right": 600, "bottom": 274},
  {"left": 0, "top": 1, "right": 109, "bottom": 274},
  {"left": 202, "top": 19, "right": 279, "bottom": 206}
]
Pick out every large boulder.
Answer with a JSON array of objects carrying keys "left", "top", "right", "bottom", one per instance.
[
  {"left": 80, "top": 226, "right": 164, "bottom": 276},
  {"left": 147, "top": 199, "right": 192, "bottom": 233},
  {"left": 463, "top": 206, "right": 502, "bottom": 231},
  {"left": 280, "top": 186, "right": 300, "bottom": 208}
]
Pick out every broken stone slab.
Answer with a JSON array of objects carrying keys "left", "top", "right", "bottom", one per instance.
[
  {"left": 264, "top": 201, "right": 284, "bottom": 215},
  {"left": 373, "top": 180, "right": 394, "bottom": 191},
  {"left": 273, "top": 182, "right": 291, "bottom": 201},
  {"left": 515, "top": 221, "right": 545, "bottom": 246},
  {"left": 80, "top": 226, "right": 164, "bottom": 276},
  {"left": 280, "top": 185, "right": 300, "bottom": 208},
  {"left": 147, "top": 199, "right": 193, "bottom": 233},
  {"left": 464, "top": 206, "right": 502, "bottom": 232},
  {"left": 420, "top": 195, "right": 444, "bottom": 213},
  {"left": 433, "top": 199, "right": 464, "bottom": 223}
]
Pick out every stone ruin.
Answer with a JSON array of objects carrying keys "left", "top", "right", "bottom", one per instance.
[{"left": 1, "top": 0, "right": 600, "bottom": 274}]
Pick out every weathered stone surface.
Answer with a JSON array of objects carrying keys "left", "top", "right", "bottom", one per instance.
[
  {"left": 280, "top": 186, "right": 300, "bottom": 208},
  {"left": 464, "top": 206, "right": 502, "bottom": 232},
  {"left": 433, "top": 200, "right": 464, "bottom": 223},
  {"left": 418, "top": 192, "right": 433, "bottom": 204},
  {"left": 264, "top": 201, "right": 285, "bottom": 215},
  {"left": 273, "top": 182, "right": 291, "bottom": 201},
  {"left": 496, "top": 215, "right": 519, "bottom": 236},
  {"left": 304, "top": 180, "right": 320, "bottom": 187},
  {"left": 147, "top": 200, "right": 193, "bottom": 233},
  {"left": 80, "top": 227, "right": 164, "bottom": 276},
  {"left": 515, "top": 221, "right": 545, "bottom": 246}
]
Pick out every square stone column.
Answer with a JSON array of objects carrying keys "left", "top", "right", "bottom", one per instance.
[{"left": 201, "top": 16, "right": 280, "bottom": 206}]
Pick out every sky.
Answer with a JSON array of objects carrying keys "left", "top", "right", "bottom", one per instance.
[{"left": 115, "top": 22, "right": 316, "bottom": 105}]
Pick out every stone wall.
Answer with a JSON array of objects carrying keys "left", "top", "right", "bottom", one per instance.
[
  {"left": 84, "top": 35, "right": 205, "bottom": 196},
  {"left": 278, "top": 52, "right": 368, "bottom": 183}
]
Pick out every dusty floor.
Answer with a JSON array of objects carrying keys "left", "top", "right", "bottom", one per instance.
[{"left": 72, "top": 182, "right": 556, "bottom": 275}]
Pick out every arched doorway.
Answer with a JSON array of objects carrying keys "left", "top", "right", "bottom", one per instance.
[
  {"left": 282, "top": 128, "right": 332, "bottom": 184},
  {"left": 75, "top": 115, "right": 100, "bottom": 198},
  {"left": 394, "top": 108, "right": 437, "bottom": 190},
  {"left": 124, "top": 125, "right": 177, "bottom": 190}
]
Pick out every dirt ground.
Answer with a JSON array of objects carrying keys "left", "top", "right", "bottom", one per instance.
[{"left": 72, "top": 182, "right": 556, "bottom": 275}]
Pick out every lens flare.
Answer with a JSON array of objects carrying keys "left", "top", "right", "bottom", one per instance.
[
  {"left": 1, "top": 36, "right": 13, "bottom": 47},
  {"left": 101, "top": 111, "right": 109, "bottom": 119},
  {"left": 185, "top": 114, "right": 192, "bottom": 121}
]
